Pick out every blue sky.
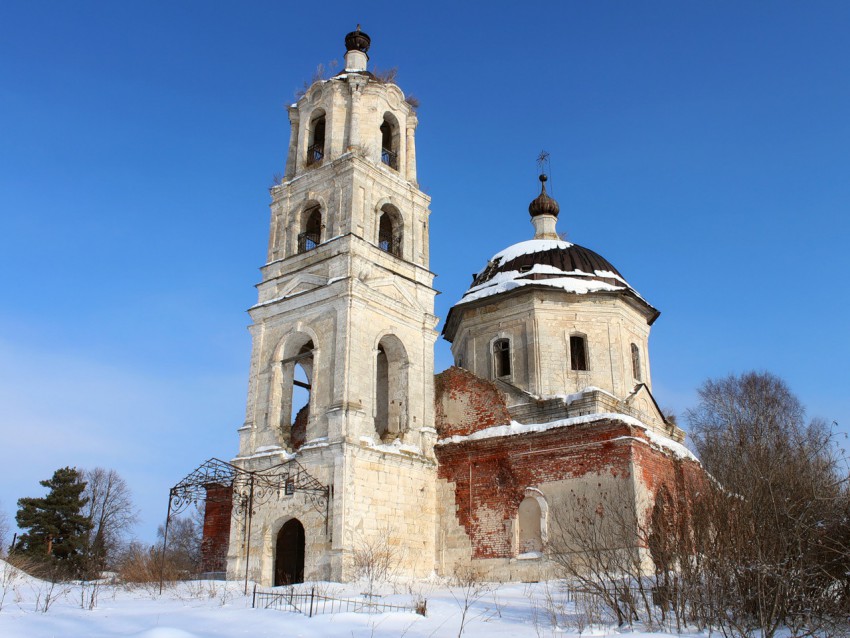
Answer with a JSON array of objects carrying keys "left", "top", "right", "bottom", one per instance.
[{"left": 1, "top": 1, "right": 848, "bottom": 543}]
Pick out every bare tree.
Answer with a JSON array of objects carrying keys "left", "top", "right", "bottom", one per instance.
[
  {"left": 0, "top": 503, "right": 9, "bottom": 557},
  {"left": 157, "top": 513, "right": 203, "bottom": 576},
  {"left": 686, "top": 371, "right": 850, "bottom": 637},
  {"left": 82, "top": 468, "right": 138, "bottom": 574}
]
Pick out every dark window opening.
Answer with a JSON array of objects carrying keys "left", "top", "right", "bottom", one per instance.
[
  {"left": 570, "top": 335, "right": 588, "bottom": 371},
  {"left": 493, "top": 339, "right": 511, "bottom": 378},
  {"left": 378, "top": 211, "right": 401, "bottom": 256},
  {"left": 307, "top": 114, "right": 325, "bottom": 166},
  {"left": 298, "top": 207, "right": 322, "bottom": 253},
  {"left": 380, "top": 117, "right": 398, "bottom": 170},
  {"left": 631, "top": 343, "right": 642, "bottom": 381}
]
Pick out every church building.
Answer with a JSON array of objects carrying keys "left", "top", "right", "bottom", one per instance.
[{"left": 211, "top": 29, "right": 703, "bottom": 585}]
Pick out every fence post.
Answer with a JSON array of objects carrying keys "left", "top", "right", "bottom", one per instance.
[
  {"left": 309, "top": 586, "right": 315, "bottom": 618},
  {"left": 252, "top": 583, "right": 257, "bottom": 609}
]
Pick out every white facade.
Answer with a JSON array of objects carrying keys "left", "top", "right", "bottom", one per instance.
[{"left": 228, "top": 31, "right": 440, "bottom": 584}]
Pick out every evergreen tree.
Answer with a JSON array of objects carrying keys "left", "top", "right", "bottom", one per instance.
[{"left": 15, "top": 467, "right": 92, "bottom": 577}]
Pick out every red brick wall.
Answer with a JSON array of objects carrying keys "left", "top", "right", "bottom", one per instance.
[
  {"left": 436, "top": 419, "right": 637, "bottom": 559},
  {"left": 434, "top": 366, "right": 511, "bottom": 438},
  {"left": 436, "top": 419, "right": 707, "bottom": 560},
  {"left": 630, "top": 429, "right": 707, "bottom": 538},
  {"left": 201, "top": 484, "right": 232, "bottom": 573}
]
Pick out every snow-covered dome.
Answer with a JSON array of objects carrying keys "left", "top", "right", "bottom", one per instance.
[{"left": 454, "top": 239, "right": 649, "bottom": 307}]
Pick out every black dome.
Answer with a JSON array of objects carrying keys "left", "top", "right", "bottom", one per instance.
[
  {"left": 471, "top": 240, "right": 627, "bottom": 290},
  {"left": 345, "top": 27, "right": 371, "bottom": 53}
]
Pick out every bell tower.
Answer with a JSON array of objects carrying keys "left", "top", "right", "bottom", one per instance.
[{"left": 231, "top": 29, "right": 439, "bottom": 583}]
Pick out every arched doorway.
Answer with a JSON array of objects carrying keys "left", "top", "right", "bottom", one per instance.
[{"left": 274, "top": 519, "right": 305, "bottom": 586}]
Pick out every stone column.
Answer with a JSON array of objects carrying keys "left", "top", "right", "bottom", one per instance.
[
  {"left": 285, "top": 107, "right": 300, "bottom": 179},
  {"left": 405, "top": 115, "right": 418, "bottom": 184},
  {"left": 347, "top": 77, "right": 365, "bottom": 151}
]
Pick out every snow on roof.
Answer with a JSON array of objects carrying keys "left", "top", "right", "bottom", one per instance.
[
  {"left": 232, "top": 445, "right": 297, "bottom": 462},
  {"left": 436, "top": 412, "right": 699, "bottom": 463},
  {"left": 642, "top": 428, "right": 699, "bottom": 462},
  {"left": 457, "top": 265, "right": 626, "bottom": 306},
  {"left": 359, "top": 436, "right": 425, "bottom": 458},
  {"left": 546, "top": 385, "right": 619, "bottom": 404},
  {"left": 490, "top": 239, "right": 574, "bottom": 266}
]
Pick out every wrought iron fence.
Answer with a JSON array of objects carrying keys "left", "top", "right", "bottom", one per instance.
[
  {"left": 306, "top": 143, "right": 324, "bottom": 165},
  {"left": 381, "top": 147, "right": 398, "bottom": 170},
  {"left": 253, "top": 585, "right": 422, "bottom": 617}
]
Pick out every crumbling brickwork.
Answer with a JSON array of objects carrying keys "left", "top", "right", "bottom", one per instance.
[
  {"left": 435, "top": 416, "right": 705, "bottom": 565},
  {"left": 201, "top": 484, "right": 233, "bottom": 573},
  {"left": 434, "top": 366, "right": 512, "bottom": 438}
]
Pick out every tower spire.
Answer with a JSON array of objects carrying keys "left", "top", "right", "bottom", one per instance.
[{"left": 528, "top": 153, "right": 560, "bottom": 240}]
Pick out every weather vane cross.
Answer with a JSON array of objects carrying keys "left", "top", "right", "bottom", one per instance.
[{"left": 536, "top": 150, "right": 550, "bottom": 175}]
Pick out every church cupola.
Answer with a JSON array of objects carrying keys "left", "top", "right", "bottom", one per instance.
[
  {"left": 528, "top": 174, "right": 560, "bottom": 240},
  {"left": 344, "top": 26, "right": 370, "bottom": 72},
  {"left": 442, "top": 160, "right": 681, "bottom": 440}
]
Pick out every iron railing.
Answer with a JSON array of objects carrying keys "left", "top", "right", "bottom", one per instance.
[
  {"left": 378, "top": 236, "right": 401, "bottom": 256},
  {"left": 381, "top": 147, "right": 398, "bottom": 170},
  {"left": 253, "top": 585, "right": 423, "bottom": 617},
  {"left": 298, "top": 232, "right": 320, "bottom": 253},
  {"left": 306, "top": 143, "right": 324, "bottom": 165}
]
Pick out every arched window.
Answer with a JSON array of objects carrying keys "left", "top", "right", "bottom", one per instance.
[
  {"left": 570, "top": 335, "right": 588, "bottom": 371},
  {"left": 631, "top": 343, "right": 642, "bottom": 381},
  {"left": 278, "top": 336, "right": 314, "bottom": 450},
  {"left": 493, "top": 338, "right": 511, "bottom": 378},
  {"left": 306, "top": 110, "right": 326, "bottom": 166},
  {"left": 298, "top": 206, "right": 322, "bottom": 253},
  {"left": 378, "top": 204, "right": 402, "bottom": 257},
  {"left": 518, "top": 496, "right": 544, "bottom": 554},
  {"left": 374, "top": 334, "right": 408, "bottom": 441},
  {"left": 380, "top": 113, "right": 399, "bottom": 170}
]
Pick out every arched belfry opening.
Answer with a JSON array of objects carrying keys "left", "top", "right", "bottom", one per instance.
[
  {"left": 378, "top": 204, "right": 402, "bottom": 257},
  {"left": 374, "top": 334, "right": 408, "bottom": 441},
  {"left": 380, "top": 112, "right": 400, "bottom": 170},
  {"left": 279, "top": 335, "right": 315, "bottom": 449},
  {"left": 299, "top": 205, "right": 322, "bottom": 253},
  {"left": 307, "top": 110, "right": 326, "bottom": 166},
  {"left": 274, "top": 518, "right": 305, "bottom": 586}
]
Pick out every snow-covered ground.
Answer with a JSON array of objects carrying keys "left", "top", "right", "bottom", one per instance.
[{"left": 0, "top": 559, "right": 703, "bottom": 638}]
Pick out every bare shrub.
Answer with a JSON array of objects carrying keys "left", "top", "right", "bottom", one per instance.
[
  {"left": 404, "top": 94, "right": 420, "bottom": 110},
  {"left": 294, "top": 60, "right": 338, "bottom": 99},
  {"left": 0, "top": 556, "right": 25, "bottom": 611},
  {"left": 529, "top": 580, "right": 573, "bottom": 636},
  {"left": 0, "top": 504, "right": 8, "bottom": 556},
  {"left": 352, "top": 524, "right": 405, "bottom": 598},
  {"left": 450, "top": 566, "right": 493, "bottom": 637},
  {"left": 79, "top": 578, "right": 102, "bottom": 610},
  {"left": 546, "top": 483, "right": 654, "bottom": 627},
  {"left": 373, "top": 66, "right": 398, "bottom": 84},
  {"left": 116, "top": 541, "right": 184, "bottom": 592}
]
